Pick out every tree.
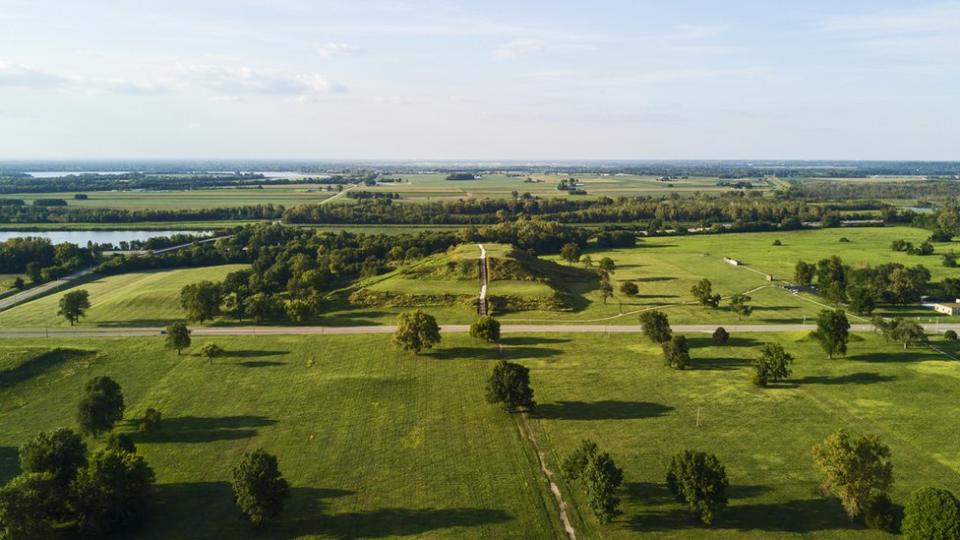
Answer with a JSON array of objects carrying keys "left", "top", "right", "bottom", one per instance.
[
  {"left": 223, "top": 289, "right": 250, "bottom": 322},
  {"left": 691, "top": 279, "right": 721, "bottom": 308},
  {"left": 140, "top": 408, "right": 162, "bottom": 433},
  {"left": 470, "top": 316, "right": 501, "bottom": 343},
  {"left": 76, "top": 376, "right": 125, "bottom": 437},
  {"left": 889, "top": 319, "right": 928, "bottom": 349},
  {"left": 666, "top": 450, "right": 729, "bottom": 525},
  {"left": 640, "top": 310, "right": 672, "bottom": 344},
  {"left": 811, "top": 309, "right": 850, "bottom": 359},
  {"left": 599, "top": 278, "right": 614, "bottom": 305},
  {"left": 598, "top": 257, "right": 615, "bottom": 273},
  {"left": 391, "top": 310, "right": 441, "bottom": 354},
  {"left": 485, "top": 360, "right": 534, "bottom": 412},
  {"left": 729, "top": 293, "right": 753, "bottom": 320},
  {"left": 619, "top": 281, "right": 638, "bottom": 296},
  {"left": 561, "top": 440, "right": 623, "bottom": 523},
  {"left": 231, "top": 449, "right": 290, "bottom": 525},
  {"left": 812, "top": 430, "right": 893, "bottom": 520},
  {"left": 943, "top": 251, "right": 958, "bottom": 268},
  {"left": 712, "top": 327, "right": 729, "bottom": 345},
  {"left": 902, "top": 487, "right": 960, "bottom": 540},
  {"left": 106, "top": 433, "right": 137, "bottom": 454},
  {"left": 70, "top": 449, "right": 155, "bottom": 536},
  {"left": 560, "top": 243, "right": 581, "bottom": 265},
  {"left": 794, "top": 260, "right": 816, "bottom": 286},
  {"left": 946, "top": 330, "right": 958, "bottom": 341},
  {"left": 57, "top": 290, "right": 91, "bottom": 325},
  {"left": 18, "top": 428, "right": 87, "bottom": 488},
  {"left": 0, "top": 472, "right": 59, "bottom": 540},
  {"left": 753, "top": 343, "right": 794, "bottom": 386},
  {"left": 580, "top": 255, "right": 593, "bottom": 268},
  {"left": 179, "top": 281, "right": 222, "bottom": 324},
  {"left": 846, "top": 285, "right": 877, "bottom": 315},
  {"left": 164, "top": 322, "right": 191, "bottom": 355},
  {"left": 25, "top": 262, "right": 42, "bottom": 284},
  {"left": 12, "top": 277, "right": 24, "bottom": 290},
  {"left": 247, "top": 293, "right": 279, "bottom": 324},
  {"left": 662, "top": 335, "right": 691, "bottom": 370},
  {"left": 284, "top": 298, "right": 313, "bottom": 323}
]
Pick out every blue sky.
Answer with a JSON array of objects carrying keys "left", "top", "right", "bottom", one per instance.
[{"left": 0, "top": 0, "right": 957, "bottom": 160}]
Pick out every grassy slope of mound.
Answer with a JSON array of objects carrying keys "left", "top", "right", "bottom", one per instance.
[
  {"left": 0, "top": 265, "right": 247, "bottom": 328},
  {"left": 349, "top": 243, "right": 596, "bottom": 313}
]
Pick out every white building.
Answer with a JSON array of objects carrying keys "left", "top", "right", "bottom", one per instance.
[{"left": 933, "top": 299, "right": 960, "bottom": 316}]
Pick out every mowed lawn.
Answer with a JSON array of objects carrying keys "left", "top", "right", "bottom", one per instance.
[
  {"left": 3, "top": 331, "right": 960, "bottom": 538},
  {"left": 0, "top": 334, "right": 561, "bottom": 539},
  {"left": 0, "top": 265, "right": 247, "bottom": 327}
]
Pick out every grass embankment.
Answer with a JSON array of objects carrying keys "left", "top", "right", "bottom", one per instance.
[
  {"left": 2, "top": 331, "right": 959, "bottom": 538},
  {"left": 0, "top": 265, "right": 246, "bottom": 327}
]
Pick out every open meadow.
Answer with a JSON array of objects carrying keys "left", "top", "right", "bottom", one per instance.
[{"left": 2, "top": 330, "right": 959, "bottom": 538}]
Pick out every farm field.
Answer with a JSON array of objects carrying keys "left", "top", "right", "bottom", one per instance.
[
  {"left": 0, "top": 265, "right": 247, "bottom": 328},
  {"left": 2, "top": 331, "right": 959, "bottom": 538},
  {"left": 2, "top": 185, "right": 336, "bottom": 209}
]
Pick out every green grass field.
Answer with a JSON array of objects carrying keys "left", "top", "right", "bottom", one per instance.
[
  {"left": 4, "top": 186, "right": 335, "bottom": 210},
  {"left": 0, "top": 265, "right": 247, "bottom": 327},
  {"left": 2, "top": 331, "right": 959, "bottom": 538}
]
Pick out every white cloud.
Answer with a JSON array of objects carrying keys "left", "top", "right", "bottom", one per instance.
[
  {"left": 316, "top": 42, "right": 367, "bottom": 58},
  {"left": 0, "top": 62, "right": 66, "bottom": 88},
  {"left": 176, "top": 65, "right": 347, "bottom": 97},
  {"left": 493, "top": 38, "right": 546, "bottom": 60},
  {"left": 822, "top": 2, "right": 960, "bottom": 34}
]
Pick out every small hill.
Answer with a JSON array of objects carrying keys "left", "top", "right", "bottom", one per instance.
[{"left": 349, "top": 243, "right": 596, "bottom": 313}]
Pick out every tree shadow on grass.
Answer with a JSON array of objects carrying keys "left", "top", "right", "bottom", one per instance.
[
  {"left": 427, "top": 346, "right": 562, "bottom": 360},
  {"left": 499, "top": 336, "right": 571, "bottom": 346},
  {"left": 627, "top": 483, "right": 770, "bottom": 506},
  {"left": 686, "top": 336, "right": 759, "bottom": 349},
  {"left": 629, "top": 497, "right": 851, "bottom": 533},
  {"left": 95, "top": 319, "right": 178, "bottom": 328},
  {"left": 536, "top": 401, "right": 673, "bottom": 421},
  {"left": 847, "top": 351, "right": 927, "bottom": 363},
  {"left": 223, "top": 350, "right": 287, "bottom": 358},
  {"left": 0, "top": 347, "right": 93, "bottom": 390},
  {"left": 0, "top": 446, "right": 19, "bottom": 484},
  {"left": 794, "top": 372, "right": 896, "bottom": 385},
  {"left": 637, "top": 276, "right": 677, "bottom": 282},
  {"left": 238, "top": 361, "right": 287, "bottom": 368},
  {"left": 291, "top": 507, "right": 514, "bottom": 539},
  {"left": 131, "top": 415, "right": 276, "bottom": 443},
  {"left": 692, "top": 358, "right": 751, "bottom": 371}
]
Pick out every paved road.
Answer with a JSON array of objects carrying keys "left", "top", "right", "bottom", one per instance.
[
  {"left": 0, "top": 267, "right": 98, "bottom": 312},
  {"left": 319, "top": 184, "right": 357, "bottom": 205},
  {"left": 3, "top": 322, "right": 960, "bottom": 339}
]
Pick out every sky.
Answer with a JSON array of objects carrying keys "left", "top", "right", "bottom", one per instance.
[{"left": 0, "top": 0, "right": 958, "bottom": 161}]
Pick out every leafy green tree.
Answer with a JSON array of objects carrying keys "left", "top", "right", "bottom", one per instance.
[
  {"left": 639, "top": 310, "right": 672, "bottom": 344},
  {"left": 223, "top": 289, "right": 250, "bottom": 322},
  {"left": 662, "top": 335, "right": 690, "bottom": 370},
  {"left": 902, "top": 487, "right": 960, "bottom": 540},
  {"left": 598, "top": 257, "right": 616, "bottom": 273},
  {"left": 619, "top": 281, "right": 638, "bottom": 296},
  {"left": 283, "top": 298, "right": 313, "bottom": 323},
  {"left": 58, "top": 290, "right": 91, "bottom": 325},
  {"left": 0, "top": 472, "right": 59, "bottom": 540},
  {"left": 231, "top": 449, "right": 291, "bottom": 526},
  {"left": 25, "top": 262, "right": 42, "bottom": 284},
  {"left": 12, "top": 277, "right": 24, "bottom": 290},
  {"left": 561, "top": 440, "right": 623, "bottom": 523},
  {"left": 247, "top": 293, "right": 279, "bottom": 324},
  {"left": 70, "top": 449, "right": 155, "bottom": 536},
  {"left": 753, "top": 343, "right": 794, "bottom": 386},
  {"left": 729, "top": 293, "right": 752, "bottom": 320},
  {"left": 106, "top": 433, "right": 137, "bottom": 454},
  {"left": 18, "top": 428, "right": 87, "bottom": 488},
  {"left": 470, "top": 316, "right": 501, "bottom": 343},
  {"left": 179, "top": 281, "right": 222, "bottom": 324},
  {"left": 889, "top": 320, "right": 928, "bottom": 349},
  {"left": 139, "top": 408, "right": 162, "bottom": 433},
  {"left": 584, "top": 451, "right": 624, "bottom": 523},
  {"left": 164, "top": 322, "right": 191, "bottom": 355},
  {"left": 846, "top": 285, "right": 877, "bottom": 315},
  {"left": 599, "top": 277, "right": 614, "bottom": 305},
  {"left": 946, "top": 330, "right": 958, "bottom": 341},
  {"left": 712, "top": 327, "right": 729, "bottom": 345},
  {"left": 76, "top": 376, "right": 125, "bottom": 437},
  {"left": 485, "top": 360, "right": 534, "bottom": 412},
  {"left": 812, "top": 430, "right": 893, "bottom": 520},
  {"left": 793, "top": 261, "right": 817, "bottom": 287},
  {"left": 580, "top": 255, "right": 593, "bottom": 268},
  {"left": 811, "top": 309, "right": 850, "bottom": 359},
  {"left": 666, "top": 450, "right": 730, "bottom": 525},
  {"left": 391, "top": 310, "right": 441, "bottom": 354},
  {"left": 691, "top": 279, "right": 721, "bottom": 308},
  {"left": 560, "top": 243, "right": 581, "bottom": 265}
]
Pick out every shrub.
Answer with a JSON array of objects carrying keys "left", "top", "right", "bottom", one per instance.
[
  {"left": 666, "top": 450, "right": 729, "bottom": 524},
  {"left": 946, "top": 330, "right": 958, "bottom": 341},
  {"left": 662, "top": 335, "right": 690, "bottom": 370},
  {"left": 74, "top": 193, "right": 89, "bottom": 200},
  {"left": 864, "top": 493, "right": 899, "bottom": 533},
  {"left": 231, "top": 449, "right": 290, "bottom": 525},
  {"left": 470, "top": 316, "right": 501, "bottom": 343},
  {"left": 199, "top": 343, "right": 224, "bottom": 359},
  {"left": 139, "top": 408, "right": 161, "bottom": 433},
  {"left": 712, "top": 327, "right": 729, "bottom": 345},
  {"left": 772, "top": 239, "right": 782, "bottom": 246},
  {"left": 619, "top": 281, "right": 639, "bottom": 296},
  {"left": 839, "top": 237, "right": 850, "bottom": 243},
  {"left": 902, "top": 487, "right": 960, "bottom": 540}
]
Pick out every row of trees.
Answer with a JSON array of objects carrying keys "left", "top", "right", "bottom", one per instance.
[{"left": 794, "top": 256, "right": 932, "bottom": 313}]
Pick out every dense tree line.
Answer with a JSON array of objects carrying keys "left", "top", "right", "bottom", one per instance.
[
  {"left": 0, "top": 237, "right": 97, "bottom": 283},
  {"left": 0, "top": 204, "right": 283, "bottom": 224},
  {"left": 795, "top": 256, "right": 933, "bottom": 313}
]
